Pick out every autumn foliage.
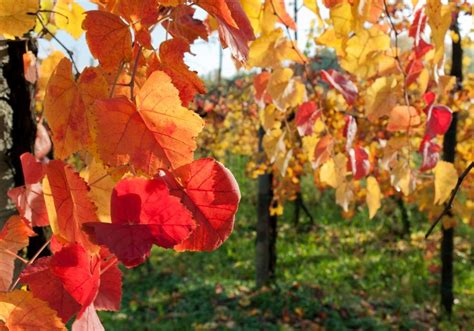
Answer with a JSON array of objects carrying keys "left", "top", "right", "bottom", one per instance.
[
  {"left": 0, "top": 0, "right": 250, "bottom": 329},
  {"left": 0, "top": 0, "right": 473, "bottom": 329}
]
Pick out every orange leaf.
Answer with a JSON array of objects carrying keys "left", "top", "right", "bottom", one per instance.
[
  {"left": 197, "top": 0, "right": 238, "bottom": 29},
  {"left": 82, "top": 10, "right": 132, "bottom": 69},
  {"left": 387, "top": 106, "right": 421, "bottom": 132},
  {"left": 162, "top": 5, "right": 208, "bottom": 44},
  {"left": 118, "top": 0, "right": 159, "bottom": 49},
  {"left": 94, "top": 71, "right": 204, "bottom": 174},
  {"left": 44, "top": 58, "right": 109, "bottom": 159},
  {"left": 153, "top": 38, "right": 206, "bottom": 106},
  {"left": 268, "top": 0, "right": 296, "bottom": 30},
  {"left": 0, "top": 290, "right": 66, "bottom": 330},
  {"left": 43, "top": 160, "right": 99, "bottom": 253},
  {"left": 313, "top": 135, "right": 334, "bottom": 169},
  {"left": 0, "top": 216, "right": 35, "bottom": 291}
]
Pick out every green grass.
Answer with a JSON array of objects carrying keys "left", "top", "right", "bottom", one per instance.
[{"left": 100, "top": 156, "right": 474, "bottom": 330}]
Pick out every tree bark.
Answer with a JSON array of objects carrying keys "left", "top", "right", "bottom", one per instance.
[
  {"left": 395, "top": 197, "right": 410, "bottom": 238},
  {"left": 440, "top": 15, "right": 463, "bottom": 316},
  {"left": 0, "top": 40, "right": 16, "bottom": 226},
  {"left": 1, "top": 39, "right": 47, "bottom": 259},
  {"left": 256, "top": 126, "right": 277, "bottom": 287}
]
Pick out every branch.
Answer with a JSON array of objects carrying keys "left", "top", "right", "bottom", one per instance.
[
  {"left": 9, "top": 238, "right": 52, "bottom": 291},
  {"left": 425, "top": 161, "right": 474, "bottom": 239},
  {"left": 35, "top": 13, "right": 80, "bottom": 74},
  {"left": 130, "top": 47, "right": 142, "bottom": 101}
]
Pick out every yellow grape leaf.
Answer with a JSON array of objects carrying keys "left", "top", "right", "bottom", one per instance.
[
  {"left": 275, "top": 149, "right": 293, "bottom": 176},
  {"left": 248, "top": 29, "right": 306, "bottom": 68},
  {"left": 304, "top": 0, "right": 321, "bottom": 17},
  {"left": 267, "top": 68, "right": 306, "bottom": 110},
  {"left": 366, "top": 176, "right": 381, "bottom": 219},
  {"left": 365, "top": 76, "right": 401, "bottom": 122},
  {"left": 0, "top": 290, "right": 66, "bottom": 330},
  {"left": 336, "top": 182, "right": 353, "bottom": 212},
  {"left": 259, "top": 104, "right": 282, "bottom": 131},
  {"left": 80, "top": 159, "right": 116, "bottom": 223},
  {"left": 320, "top": 158, "right": 337, "bottom": 188},
  {"left": 242, "top": 0, "right": 263, "bottom": 35},
  {"left": 54, "top": 0, "right": 85, "bottom": 39},
  {"left": 426, "top": 0, "right": 452, "bottom": 66},
  {"left": 391, "top": 159, "right": 415, "bottom": 196},
  {"left": 263, "top": 128, "right": 286, "bottom": 163},
  {"left": 434, "top": 161, "right": 458, "bottom": 205},
  {"left": 0, "top": 0, "right": 38, "bottom": 38},
  {"left": 330, "top": 3, "right": 354, "bottom": 36},
  {"left": 316, "top": 28, "right": 345, "bottom": 56},
  {"left": 340, "top": 26, "right": 390, "bottom": 78},
  {"left": 320, "top": 153, "right": 347, "bottom": 188},
  {"left": 36, "top": 51, "right": 65, "bottom": 111}
]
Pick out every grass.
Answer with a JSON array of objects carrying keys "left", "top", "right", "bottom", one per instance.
[{"left": 100, "top": 156, "right": 474, "bottom": 330}]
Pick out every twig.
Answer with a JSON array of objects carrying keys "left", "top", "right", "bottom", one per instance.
[
  {"left": 130, "top": 47, "right": 142, "bottom": 101},
  {"left": 300, "top": 198, "right": 314, "bottom": 224},
  {"left": 425, "top": 161, "right": 474, "bottom": 239},
  {"left": 109, "top": 61, "right": 125, "bottom": 98},
  {"left": 35, "top": 13, "right": 80, "bottom": 74},
  {"left": 9, "top": 238, "right": 52, "bottom": 291},
  {"left": 100, "top": 256, "right": 118, "bottom": 276},
  {"left": 3, "top": 249, "right": 29, "bottom": 264}
]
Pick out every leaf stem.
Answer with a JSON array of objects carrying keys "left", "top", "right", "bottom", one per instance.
[
  {"left": 8, "top": 238, "right": 52, "bottom": 291},
  {"left": 425, "top": 161, "right": 474, "bottom": 239},
  {"left": 35, "top": 13, "right": 80, "bottom": 74},
  {"left": 130, "top": 47, "right": 142, "bottom": 101}
]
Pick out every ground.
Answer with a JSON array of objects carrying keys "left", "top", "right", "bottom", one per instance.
[{"left": 100, "top": 156, "right": 474, "bottom": 330}]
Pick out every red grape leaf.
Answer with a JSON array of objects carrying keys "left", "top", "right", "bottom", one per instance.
[
  {"left": 84, "top": 178, "right": 195, "bottom": 268},
  {"left": 343, "top": 115, "right": 357, "bottom": 151},
  {"left": 94, "top": 71, "right": 204, "bottom": 174},
  {"left": 8, "top": 184, "right": 49, "bottom": 227},
  {"left": 419, "top": 138, "right": 441, "bottom": 172},
  {"left": 51, "top": 244, "right": 101, "bottom": 317},
  {"left": 20, "top": 257, "right": 81, "bottom": 323},
  {"left": 20, "top": 153, "right": 44, "bottom": 185},
  {"left": 94, "top": 249, "right": 122, "bottom": 311},
  {"left": 348, "top": 146, "right": 370, "bottom": 180},
  {"left": 424, "top": 104, "right": 452, "bottom": 139},
  {"left": 160, "top": 158, "right": 240, "bottom": 252},
  {"left": 8, "top": 153, "right": 48, "bottom": 227},
  {"left": 321, "top": 69, "right": 358, "bottom": 105},
  {"left": 296, "top": 101, "right": 320, "bottom": 137}
]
